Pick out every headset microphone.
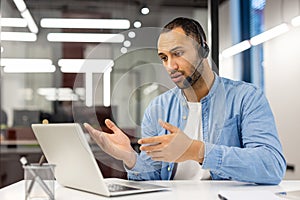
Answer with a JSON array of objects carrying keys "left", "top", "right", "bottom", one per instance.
[{"left": 182, "top": 58, "right": 204, "bottom": 88}]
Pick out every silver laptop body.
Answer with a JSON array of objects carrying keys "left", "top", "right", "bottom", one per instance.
[{"left": 31, "top": 123, "right": 169, "bottom": 197}]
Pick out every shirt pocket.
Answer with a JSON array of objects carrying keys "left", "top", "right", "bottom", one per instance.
[{"left": 218, "top": 116, "right": 241, "bottom": 147}]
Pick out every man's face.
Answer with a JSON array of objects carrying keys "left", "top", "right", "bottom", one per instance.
[{"left": 157, "top": 27, "right": 200, "bottom": 89}]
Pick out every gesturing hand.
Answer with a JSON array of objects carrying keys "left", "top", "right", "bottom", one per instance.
[
  {"left": 84, "top": 119, "right": 136, "bottom": 168},
  {"left": 138, "top": 119, "right": 204, "bottom": 163}
]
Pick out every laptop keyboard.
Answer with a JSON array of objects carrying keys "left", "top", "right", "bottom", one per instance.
[{"left": 106, "top": 183, "right": 139, "bottom": 192}]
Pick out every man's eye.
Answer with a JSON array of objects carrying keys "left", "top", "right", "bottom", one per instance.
[
  {"left": 160, "top": 56, "right": 168, "bottom": 62},
  {"left": 174, "top": 51, "right": 183, "bottom": 57}
]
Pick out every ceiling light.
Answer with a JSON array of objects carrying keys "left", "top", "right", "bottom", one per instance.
[
  {"left": 123, "top": 40, "right": 131, "bottom": 47},
  {"left": 133, "top": 21, "right": 142, "bottom": 28},
  {"left": 58, "top": 59, "right": 113, "bottom": 107},
  {"left": 37, "top": 88, "right": 57, "bottom": 96},
  {"left": 39, "top": 88, "right": 79, "bottom": 101},
  {"left": 1, "top": 58, "right": 52, "bottom": 66},
  {"left": 1, "top": 18, "right": 27, "bottom": 27},
  {"left": 103, "top": 68, "right": 112, "bottom": 107},
  {"left": 47, "top": 33, "right": 124, "bottom": 43},
  {"left": 221, "top": 40, "right": 251, "bottom": 58},
  {"left": 140, "top": 6, "right": 150, "bottom": 15},
  {"left": 3, "top": 65, "right": 56, "bottom": 73},
  {"left": 21, "top": 9, "right": 39, "bottom": 33},
  {"left": 58, "top": 59, "right": 114, "bottom": 73},
  {"left": 128, "top": 31, "right": 136, "bottom": 38},
  {"left": 13, "top": 0, "right": 26, "bottom": 12},
  {"left": 40, "top": 18, "right": 130, "bottom": 29},
  {"left": 291, "top": 16, "right": 300, "bottom": 27},
  {"left": 1, "top": 58, "right": 55, "bottom": 73},
  {"left": 1, "top": 47, "right": 4, "bottom": 53},
  {"left": 1, "top": 32, "right": 37, "bottom": 42},
  {"left": 38, "top": 88, "right": 73, "bottom": 96},
  {"left": 120, "top": 47, "right": 127, "bottom": 54},
  {"left": 250, "top": 23, "right": 289, "bottom": 46}
]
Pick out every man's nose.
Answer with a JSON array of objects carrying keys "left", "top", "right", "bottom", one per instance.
[{"left": 166, "top": 58, "right": 179, "bottom": 71}]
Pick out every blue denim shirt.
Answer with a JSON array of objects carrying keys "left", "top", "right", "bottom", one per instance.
[{"left": 126, "top": 74, "right": 286, "bottom": 184}]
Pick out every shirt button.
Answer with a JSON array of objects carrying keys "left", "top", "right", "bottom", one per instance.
[
  {"left": 167, "top": 166, "right": 171, "bottom": 171},
  {"left": 182, "top": 116, "right": 187, "bottom": 120}
]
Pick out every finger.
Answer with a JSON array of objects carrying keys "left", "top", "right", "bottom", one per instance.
[
  {"left": 104, "top": 119, "right": 121, "bottom": 134},
  {"left": 138, "top": 135, "right": 164, "bottom": 144},
  {"left": 83, "top": 122, "right": 93, "bottom": 132},
  {"left": 158, "top": 119, "right": 179, "bottom": 133},
  {"left": 84, "top": 123, "right": 99, "bottom": 136},
  {"left": 140, "top": 143, "right": 162, "bottom": 152},
  {"left": 146, "top": 151, "right": 163, "bottom": 157},
  {"left": 84, "top": 123, "right": 105, "bottom": 143}
]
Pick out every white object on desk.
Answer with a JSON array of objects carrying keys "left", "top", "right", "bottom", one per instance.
[
  {"left": 218, "top": 190, "right": 282, "bottom": 200},
  {"left": 1, "top": 180, "right": 300, "bottom": 200}
]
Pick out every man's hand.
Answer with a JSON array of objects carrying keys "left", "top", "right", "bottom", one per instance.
[
  {"left": 84, "top": 119, "right": 136, "bottom": 169},
  {"left": 138, "top": 119, "right": 204, "bottom": 163}
]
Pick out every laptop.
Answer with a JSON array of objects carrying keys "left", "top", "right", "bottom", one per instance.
[{"left": 31, "top": 123, "right": 170, "bottom": 197}]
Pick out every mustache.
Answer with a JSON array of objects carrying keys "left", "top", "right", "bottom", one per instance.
[{"left": 169, "top": 70, "right": 184, "bottom": 75}]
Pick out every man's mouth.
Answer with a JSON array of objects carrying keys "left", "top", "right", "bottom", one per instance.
[{"left": 170, "top": 72, "right": 184, "bottom": 83}]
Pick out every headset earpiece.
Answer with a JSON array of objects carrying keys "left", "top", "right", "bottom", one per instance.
[
  {"left": 190, "top": 19, "right": 210, "bottom": 58},
  {"left": 200, "top": 41, "right": 209, "bottom": 58}
]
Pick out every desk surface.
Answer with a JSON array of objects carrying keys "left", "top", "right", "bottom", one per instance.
[{"left": 1, "top": 180, "right": 300, "bottom": 200}]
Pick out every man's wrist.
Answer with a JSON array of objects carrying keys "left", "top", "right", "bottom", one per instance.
[
  {"left": 190, "top": 140, "right": 204, "bottom": 163},
  {"left": 123, "top": 150, "right": 137, "bottom": 169}
]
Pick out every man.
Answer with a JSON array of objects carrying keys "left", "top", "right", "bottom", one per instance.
[{"left": 84, "top": 17, "right": 286, "bottom": 184}]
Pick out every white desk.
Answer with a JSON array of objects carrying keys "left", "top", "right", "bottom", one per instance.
[{"left": 1, "top": 180, "right": 300, "bottom": 200}]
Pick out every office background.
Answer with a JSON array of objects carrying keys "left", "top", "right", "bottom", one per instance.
[{"left": 1, "top": 0, "right": 300, "bottom": 188}]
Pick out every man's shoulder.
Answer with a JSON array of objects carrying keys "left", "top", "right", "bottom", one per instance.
[{"left": 220, "top": 76, "right": 260, "bottom": 94}]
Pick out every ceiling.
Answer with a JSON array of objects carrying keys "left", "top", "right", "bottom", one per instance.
[
  {"left": 23, "top": 0, "right": 228, "bottom": 11},
  {"left": 6, "top": 0, "right": 228, "bottom": 28}
]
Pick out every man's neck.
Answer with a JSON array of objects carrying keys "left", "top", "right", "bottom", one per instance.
[{"left": 183, "top": 66, "right": 215, "bottom": 102}]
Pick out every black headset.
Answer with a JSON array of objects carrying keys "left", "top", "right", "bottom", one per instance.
[{"left": 189, "top": 19, "right": 210, "bottom": 59}]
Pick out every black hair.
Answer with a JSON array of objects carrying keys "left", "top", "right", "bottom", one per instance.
[{"left": 162, "top": 17, "right": 207, "bottom": 45}]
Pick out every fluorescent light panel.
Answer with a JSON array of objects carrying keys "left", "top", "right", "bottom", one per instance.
[
  {"left": 41, "top": 18, "right": 130, "bottom": 29},
  {"left": 38, "top": 88, "right": 73, "bottom": 96},
  {"left": 1, "top": 58, "right": 52, "bottom": 66},
  {"left": 47, "top": 33, "right": 124, "bottom": 43},
  {"left": 58, "top": 59, "right": 114, "bottom": 73},
  {"left": 13, "top": 0, "right": 26, "bottom": 12},
  {"left": 46, "top": 94, "right": 78, "bottom": 101},
  {"left": 221, "top": 40, "right": 251, "bottom": 58},
  {"left": 39, "top": 88, "right": 79, "bottom": 101},
  {"left": 0, "top": 32, "right": 37, "bottom": 41},
  {"left": 103, "top": 68, "right": 112, "bottom": 107},
  {"left": 1, "top": 18, "right": 27, "bottom": 27},
  {"left": 2, "top": 58, "right": 54, "bottom": 73},
  {"left": 250, "top": 23, "right": 289, "bottom": 46},
  {"left": 21, "top": 10, "right": 39, "bottom": 33},
  {"left": 3, "top": 65, "right": 56, "bottom": 73},
  {"left": 291, "top": 16, "right": 300, "bottom": 27}
]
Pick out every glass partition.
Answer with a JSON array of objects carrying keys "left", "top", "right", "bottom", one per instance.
[{"left": 0, "top": 0, "right": 213, "bottom": 187}]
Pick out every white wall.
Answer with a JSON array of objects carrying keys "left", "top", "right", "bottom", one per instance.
[
  {"left": 219, "top": 0, "right": 300, "bottom": 179},
  {"left": 219, "top": 0, "right": 242, "bottom": 80},
  {"left": 264, "top": 0, "right": 300, "bottom": 179}
]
